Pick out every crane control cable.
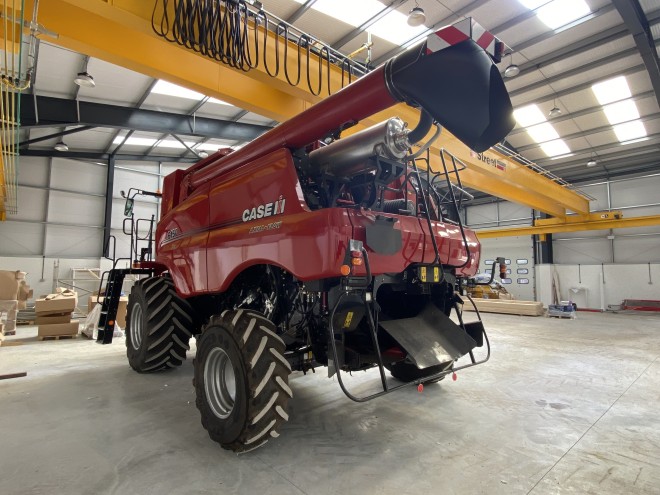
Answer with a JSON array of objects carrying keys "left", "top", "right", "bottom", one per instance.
[{"left": 151, "top": 0, "right": 370, "bottom": 97}]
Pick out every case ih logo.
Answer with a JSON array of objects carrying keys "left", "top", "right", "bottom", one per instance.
[
  {"left": 242, "top": 196, "right": 286, "bottom": 222},
  {"left": 470, "top": 150, "right": 506, "bottom": 171}
]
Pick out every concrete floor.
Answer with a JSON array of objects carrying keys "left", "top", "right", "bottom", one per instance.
[{"left": 0, "top": 311, "right": 659, "bottom": 494}]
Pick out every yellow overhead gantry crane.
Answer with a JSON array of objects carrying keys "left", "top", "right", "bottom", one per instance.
[{"left": 5, "top": 0, "right": 660, "bottom": 236}]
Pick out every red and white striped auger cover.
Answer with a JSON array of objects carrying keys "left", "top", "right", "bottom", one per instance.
[{"left": 426, "top": 18, "right": 509, "bottom": 63}]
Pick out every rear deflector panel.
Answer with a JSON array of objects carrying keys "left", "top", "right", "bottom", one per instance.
[{"left": 379, "top": 303, "right": 477, "bottom": 368}]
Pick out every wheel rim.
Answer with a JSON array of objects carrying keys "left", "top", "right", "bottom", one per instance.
[
  {"left": 204, "top": 347, "right": 237, "bottom": 419},
  {"left": 130, "top": 303, "right": 143, "bottom": 350}
]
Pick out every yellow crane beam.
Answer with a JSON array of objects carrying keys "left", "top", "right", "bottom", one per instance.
[
  {"left": 24, "top": 0, "right": 590, "bottom": 218},
  {"left": 475, "top": 211, "right": 660, "bottom": 238}
]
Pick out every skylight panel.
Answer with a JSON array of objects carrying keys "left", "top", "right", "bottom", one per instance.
[
  {"left": 513, "top": 104, "right": 546, "bottom": 127},
  {"left": 152, "top": 80, "right": 205, "bottom": 100},
  {"left": 157, "top": 139, "right": 188, "bottom": 149},
  {"left": 294, "top": 0, "right": 384, "bottom": 27},
  {"left": 536, "top": 0, "right": 590, "bottom": 29},
  {"left": 208, "top": 97, "right": 232, "bottom": 106},
  {"left": 112, "top": 136, "right": 157, "bottom": 147},
  {"left": 368, "top": 10, "right": 428, "bottom": 45},
  {"left": 518, "top": 0, "right": 591, "bottom": 30},
  {"left": 526, "top": 122, "right": 559, "bottom": 143},
  {"left": 613, "top": 120, "right": 647, "bottom": 142},
  {"left": 518, "top": 0, "right": 551, "bottom": 8},
  {"left": 592, "top": 76, "right": 632, "bottom": 105},
  {"left": 603, "top": 99, "right": 640, "bottom": 125},
  {"left": 540, "top": 139, "right": 570, "bottom": 157}
]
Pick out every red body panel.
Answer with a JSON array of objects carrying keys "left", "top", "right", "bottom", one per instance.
[
  {"left": 156, "top": 149, "right": 480, "bottom": 297},
  {"left": 157, "top": 183, "right": 210, "bottom": 295}
]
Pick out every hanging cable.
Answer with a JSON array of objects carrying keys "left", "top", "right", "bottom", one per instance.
[{"left": 151, "top": 0, "right": 369, "bottom": 96}]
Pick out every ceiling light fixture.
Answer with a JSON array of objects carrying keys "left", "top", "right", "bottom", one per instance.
[
  {"left": 54, "top": 141, "right": 69, "bottom": 152},
  {"left": 549, "top": 98, "right": 562, "bottom": 117},
  {"left": 197, "top": 151, "right": 209, "bottom": 159},
  {"left": 74, "top": 72, "right": 95, "bottom": 88},
  {"left": 407, "top": 2, "right": 426, "bottom": 27},
  {"left": 587, "top": 154, "right": 598, "bottom": 167},
  {"left": 504, "top": 54, "right": 520, "bottom": 78}
]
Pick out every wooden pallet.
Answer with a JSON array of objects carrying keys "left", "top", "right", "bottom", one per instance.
[
  {"left": 463, "top": 298, "right": 545, "bottom": 316},
  {"left": 37, "top": 334, "right": 78, "bottom": 341}
]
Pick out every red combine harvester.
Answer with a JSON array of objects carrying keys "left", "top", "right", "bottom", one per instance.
[{"left": 98, "top": 18, "right": 514, "bottom": 452}]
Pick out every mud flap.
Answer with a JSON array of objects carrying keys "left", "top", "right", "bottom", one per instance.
[{"left": 379, "top": 303, "right": 477, "bottom": 368}]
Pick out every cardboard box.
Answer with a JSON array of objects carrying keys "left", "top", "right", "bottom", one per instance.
[
  {"left": 35, "top": 314, "right": 72, "bottom": 325},
  {"left": 35, "top": 290, "right": 78, "bottom": 315},
  {"left": 88, "top": 295, "right": 128, "bottom": 328},
  {"left": 38, "top": 321, "right": 80, "bottom": 337},
  {"left": 0, "top": 271, "right": 25, "bottom": 300}
]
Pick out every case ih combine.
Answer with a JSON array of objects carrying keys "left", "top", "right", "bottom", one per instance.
[{"left": 98, "top": 18, "right": 514, "bottom": 452}]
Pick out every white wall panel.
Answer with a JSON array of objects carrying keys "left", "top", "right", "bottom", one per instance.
[
  {"left": 466, "top": 203, "right": 498, "bottom": 227},
  {"left": 613, "top": 236, "right": 660, "bottom": 263},
  {"left": 113, "top": 168, "right": 159, "bottom": 199},
  {"left": 579, "top": 183, "right": 608, "bottom": 211},
  {"left": 553, "top": 237, "right": 612, "bottom": 264},
  {"left": 46, "top": 225, "right": 102, "bottom": 258},
  {"left": 51, "top": 158, "right": 106, "bottom": 195},
  {"left": 610, "top": 175, "right": 660, "bottom": 208},
  {"left": 48, "top": 191, "right": 105, "bottom": 226},
  {"left": 0, "top": 222, "right": 44, "bottom": 256},
  {"left": 18, "top": 157, "right": 49, "bottom": 187},
  {"left": 536, "top": 263, "right": 660, "bottom": 309},
  {"left": 13, "top": 186, "right": 47, "bottom": 222},
  {"left": 497, "top": 202, "right": 532, "bottom": 223}
]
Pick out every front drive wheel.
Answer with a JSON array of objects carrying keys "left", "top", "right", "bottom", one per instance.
[
  {"left": 194, "top": 310, "right": 292, "bottom": 452},
  {"left": 126, "top": 276, "right": 195, "bottom": 373}
]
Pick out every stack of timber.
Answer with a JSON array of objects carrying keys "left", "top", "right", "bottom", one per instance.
[{"left": 463, "top": 298, "right": 545, "bottom": 316}]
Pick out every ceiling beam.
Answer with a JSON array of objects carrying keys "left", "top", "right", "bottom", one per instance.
[
  {"left": 20, "top": 95, "right": 271, "bottom": 141},
  {"left": 25, "top": 0, "right": 589, "bottom": 217},
  {"left": 513, "top": 65, "right": 646, "bottom": 108},
  {"left": 508, "top": 47, "right": 640, "bottom": 99},
  {"left": 539, "top": 142, "right": 660, "bottom": 169},
  {"left": 286, "top": 0, "right": 318, "bottom": 24},
  {"left": 20, "top": 149, "right": 198, "bottom": 163},
  {"left": 613, "top": 0, "right": 660, "bottom": 109},
  {"left": 19, "top": 125, "right": 94, "bottom": 147},
  {"left": 508, "top": 90, "right": 656, "bottom": 137},
  {"left": 535, "top": 133, "right": 660, "bottom": 166},
  {"left": 512, "top": 9, "right": 660, "bottom": 80},
  {"left": 510, "top": 4, "right": 616, "bottom": 55},
  {"left": 371, "top": 0, "right": 493, "bottom": 66},
  {"left": 332, "top": 0, "right": 405, "bottom": 49},
  {"left": 104, "top": 79, "right": 157, "bottom": 154},
  {"left": 515, "top": 113, "right": 660, "bottom": 153},
  {"left": 476, "top": 213, "right": 660, "bottom": 238}
]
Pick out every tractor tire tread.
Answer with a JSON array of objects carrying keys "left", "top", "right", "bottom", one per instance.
[{"left": 126, "top": 275, "right": 196, "bottom": 373}]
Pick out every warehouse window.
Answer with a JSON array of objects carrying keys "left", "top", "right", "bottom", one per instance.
[
  {"left": 517, "top": 268, "right": 529, "bottom": 274},
  {"left": 518, "top": 278, "right": 530, "bottom": 284},
  {"left": 516, "top": 259, "right": 529, "bottom": 265}
]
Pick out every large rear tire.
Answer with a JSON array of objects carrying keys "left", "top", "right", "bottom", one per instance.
[
  {"left": 125, "top": 276, "right": 195, "bottom": 372},
  {"left": 194, "top": 309, "right": 292, "bottom": 452}
]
